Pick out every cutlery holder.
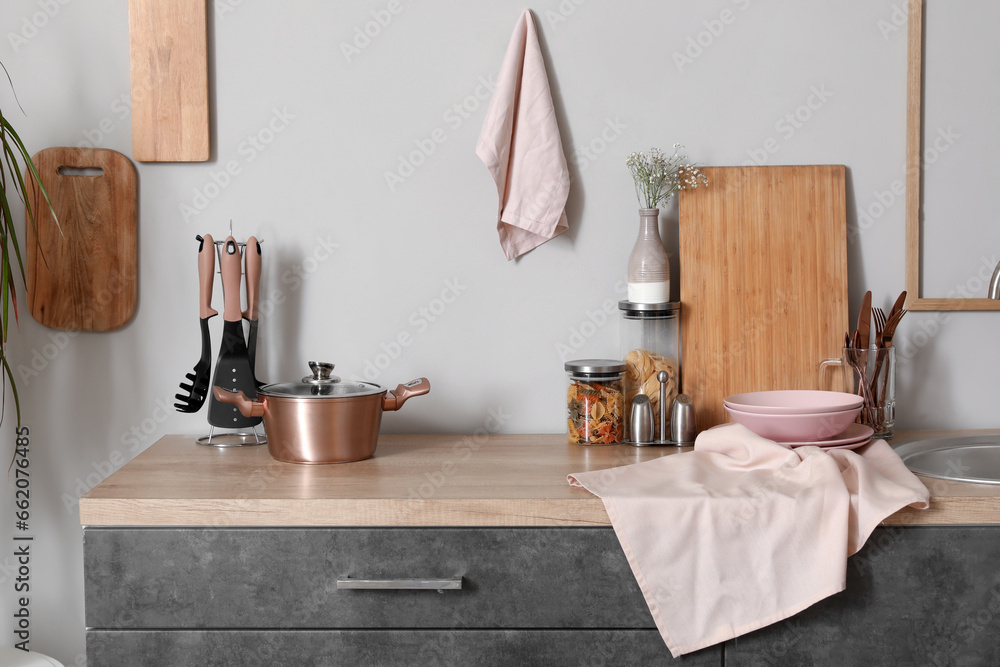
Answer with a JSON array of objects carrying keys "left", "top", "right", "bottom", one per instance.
[{"left": 820, "top": 346, "right": 895, "bottom": 439}]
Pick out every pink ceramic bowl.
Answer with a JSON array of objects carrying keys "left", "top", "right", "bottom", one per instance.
[
  {"left": 724, "top": 390, "right": 863, "bottom": 415},
  {"left": 724, "top": 405, "right": 862, "bottom": 442}
]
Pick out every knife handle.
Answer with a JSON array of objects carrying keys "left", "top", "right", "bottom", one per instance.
[
  {"left": 198, "top": 234, "right": 218, "bottom": 319},
  {"left": 243, "top": 236, "right": 261, "bottom": 321},
  {"left": 221, "top": 236, "right": 243, "bottom": 323}
]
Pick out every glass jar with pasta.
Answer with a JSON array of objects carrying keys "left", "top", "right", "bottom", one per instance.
[
  {"left": 619, "top": 301, "right": 681, "bottom": 443},
  {"left": 564, "top": 360, "right": 626, "bottom": 445}
]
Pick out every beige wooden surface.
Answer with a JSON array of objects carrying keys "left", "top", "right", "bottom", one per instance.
[
  {"left": 128, "top": 0, "right": 210, "bottom": 162},
  {"left": 80, "top": 431, "right": 1000, "bottom": 527},
  {"left": 25, "top": 147, "right": 137, "bottom": 331},
  {"left": 678, "top": 166, "right": 850, "bottom": 429}
]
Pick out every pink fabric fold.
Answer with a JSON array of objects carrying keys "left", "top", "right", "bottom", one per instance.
[
  {"left": 568, "top": 424, "right": 929, "bottom": 658},
  {"left": 477, "top": 9, "right": 570, "bottom": 260}
]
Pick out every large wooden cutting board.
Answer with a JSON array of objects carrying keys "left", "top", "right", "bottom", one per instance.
[
  {"left": 25, "top": 147, "right": 138, "bottom": 331},
  {"left": 678, "top": 166, "right": 848, "bottom": 430},
  {"left": 128, "top": 0, "right": 209, "bottom": 162}
]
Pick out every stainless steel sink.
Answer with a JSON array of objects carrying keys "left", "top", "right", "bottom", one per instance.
[{"left": 894, "top": 435, "right": 1000, "bottom": 485}]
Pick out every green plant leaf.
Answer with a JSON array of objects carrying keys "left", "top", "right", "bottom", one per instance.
[
  {"left": 1, "top": 133, "right": 35, "bottom": 226},
  {"left": 0, "top": 116, "right": 58, "bottom": 235},
  {"left": 1, "top": 257, "right": 13, "bottom": 342},
  {"left": 0, "top": 353, "right": 21, "bottom": 430},
  {"left": 0, "top": 62, "right": 55, "bottom": 439},
  {"left": 0, "top": 139, "right": 34, "bottom": 280},
  {"left": 0, "top": 147, "right": 25, "bottom": 290},
  {"left": 0, "top": 62, "right": 26, "bottom": 116}
]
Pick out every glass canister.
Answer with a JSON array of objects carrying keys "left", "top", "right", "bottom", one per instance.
[
  {"left": 619, "top": 301, "right": 681, "bottom": 443},
  {"left": 564, "top": 359, "right": 626, "bottom": 445}
]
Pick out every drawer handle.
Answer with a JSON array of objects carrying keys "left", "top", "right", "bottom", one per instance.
[{"left": 336, "top": 577, "right": 463, "bottom": 591}]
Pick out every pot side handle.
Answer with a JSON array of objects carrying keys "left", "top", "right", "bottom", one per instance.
[
  {"left": 382, "top": 378, "right": 431, "bottom": 412},
  {"left": 212, "top": 386, "right": 266, "bottom": 417}
]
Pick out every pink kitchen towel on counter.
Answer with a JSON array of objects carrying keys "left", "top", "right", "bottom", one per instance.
[
  {"left": 477, "top": 9, "right": 570, "bottom": 260},
  {"left": 568, "top": 424, "right": 930, "bottom": 658}
]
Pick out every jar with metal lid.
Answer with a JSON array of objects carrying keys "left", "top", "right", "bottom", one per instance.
[
  {"left": 619, "top": 301, "right": 680, "bottom": 443},
  {"left": 564, "top": 359, "right": 626, "bottom": 445}
]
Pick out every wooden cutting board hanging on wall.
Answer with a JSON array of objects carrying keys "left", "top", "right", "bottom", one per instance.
[
  {"left": 677, "top": 165, "right": 849, "bottom": 430},
  {"left": 128, "top": 0, "right": 210, "bottom": 162},
  {"left": 25, "top": 147, "right": 138, "bottom": 332}
]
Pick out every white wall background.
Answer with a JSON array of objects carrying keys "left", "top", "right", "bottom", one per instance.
[{"left": 0, "top": 0, "right": 995, "bottom": 663}]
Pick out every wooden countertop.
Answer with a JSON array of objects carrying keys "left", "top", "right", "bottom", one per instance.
[{"left": 79, "top": 431, "right": 1000, "bottom": 527}]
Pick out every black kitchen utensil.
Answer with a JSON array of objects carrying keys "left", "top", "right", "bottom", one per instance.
[
  {"left": 207, "top": 236, "right": 262, "bottom": 429},
  {"left": 243, "top": 236, "right": 262, "bottom": 389},
  {"left": 174, "top": 234, "right": 217, "bottom": 413}
]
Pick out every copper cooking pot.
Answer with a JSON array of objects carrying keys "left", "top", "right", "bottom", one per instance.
[{"left": 213, "top": 361, "right": 430, "bottom": 464}]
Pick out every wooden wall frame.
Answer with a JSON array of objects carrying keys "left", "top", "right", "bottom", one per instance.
[{"left": 904, "top": 0, "right": 1000, "bottom": 311}]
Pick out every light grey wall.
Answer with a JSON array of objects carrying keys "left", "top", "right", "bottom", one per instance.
[
  {"left": 0, "top": 0, "right": 995, "bottom": 663},
  {"left": 921, "top": 0, "right": 1000, "bottom": 297}
]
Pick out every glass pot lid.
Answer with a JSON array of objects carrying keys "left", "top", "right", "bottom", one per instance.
[{"left": 259, "top": 361, "right": 384, "bottom": 398}]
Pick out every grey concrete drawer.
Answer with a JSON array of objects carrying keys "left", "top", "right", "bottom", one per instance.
[
  {"left": 726, "top": 526, "right": 1000, "bottom": 666},
  {"left": 85, "top": 527, "right": 655, "bottom": 630},
  {"left": 86, "top": 629, "right": 713, "bottom": 666}
]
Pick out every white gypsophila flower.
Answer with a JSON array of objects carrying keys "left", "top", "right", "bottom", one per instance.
[{"left": 626, "top": 145, "right": 708, "bottom": 209}]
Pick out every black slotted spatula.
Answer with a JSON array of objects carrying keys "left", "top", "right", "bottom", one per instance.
[
  {"left": 207, "top": 236, "right": 262, "bottom": 429},
  {"left": 174, "top": 233, "right": 216, "bottom": 413}
]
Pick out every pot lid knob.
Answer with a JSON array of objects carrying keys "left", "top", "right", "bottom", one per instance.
[{"left": 304, "top": 361, "right": 340, "bottom": 385}]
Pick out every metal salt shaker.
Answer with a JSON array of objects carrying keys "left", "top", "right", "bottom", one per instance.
[
  {"left": 629, "top": 394, "right": 654, "bottom": 445},
  {"left": 670, "top": 394, "right": 696, "bottom": 445}
]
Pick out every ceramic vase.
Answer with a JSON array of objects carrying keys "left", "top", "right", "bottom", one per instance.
[{"left": 627, "top": 208, "right": 669, "bottom": 303}]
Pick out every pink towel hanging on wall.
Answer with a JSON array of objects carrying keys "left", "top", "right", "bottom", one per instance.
[{"left": 477, "top": 9, "right": 571, "bottom": 260}]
